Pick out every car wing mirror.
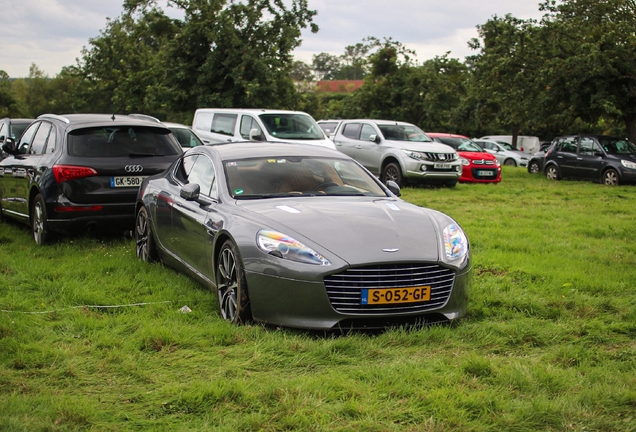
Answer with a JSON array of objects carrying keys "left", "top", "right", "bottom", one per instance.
[
  {"left": 180, "top": 183, "right": 200, "bottom": 201},
  {"left": 369, "top": 134, "right": 381, "bottom": 144},
  {"left": 249, "top": 128, "right": 263, "bottom": 141},
  {"left": 386, "top": 180, "right": 401, "bottom": 197},
  {"left": 2, "top": 138, "right": 17, "bottom": 155}
]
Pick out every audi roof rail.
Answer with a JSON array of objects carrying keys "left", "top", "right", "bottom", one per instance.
[
  {"left": 128, "top": 113, "right": 161, "bottom": 123},
  {"left": 38, "top": 113, "right": 70, "bottom": 124}
]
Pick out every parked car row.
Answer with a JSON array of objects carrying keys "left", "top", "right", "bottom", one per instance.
[{"left": 0, "top": 111, "right": 473, "bottom": 331}]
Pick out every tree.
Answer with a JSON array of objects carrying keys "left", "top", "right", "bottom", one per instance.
[
  {"left": 311, "top": 53, "right": 342, "bottom": 80},
  {"left": 539, "top": 0, "right": 636, "bottom": 141},
  {"left": 0, "top": 70, "right": 20, "bottom": 118},
  {"left": 74, "top": 0, "right": 318, "bottom": 120}
]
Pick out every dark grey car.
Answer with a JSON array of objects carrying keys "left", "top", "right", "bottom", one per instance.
[
  {"left": 134, "top": 142, "right": 472, "bottom": 330},
  {"left": 0, "top": 114, "right": 182, "bottom": 244},
  {"left": 543, "top": 135, "right": 636, "bottom": 185}
]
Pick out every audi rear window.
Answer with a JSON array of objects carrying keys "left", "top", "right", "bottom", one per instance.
[{"left": 67, "top": 126, "right": 181, "bottom": 157}]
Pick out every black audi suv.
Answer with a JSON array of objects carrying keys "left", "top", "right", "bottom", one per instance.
[{"left": 0, "top": 113, "right": 183, "bottom": 244}]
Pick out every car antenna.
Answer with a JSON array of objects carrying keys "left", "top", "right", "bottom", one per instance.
[{"left": 111, "top": 114, "right": 116, "bottom": 121}]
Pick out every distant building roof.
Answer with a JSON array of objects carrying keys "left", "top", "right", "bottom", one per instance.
[{"left": 316, "top": 80, "right": 364, "bottom": 93}]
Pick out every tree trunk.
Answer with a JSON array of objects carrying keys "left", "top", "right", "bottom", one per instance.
[
  {"left": 625, "top": 113, "right": 636, "bottom": 143},
  {"left": 511, "top": 125, "right": 520, "bottom": 150}
]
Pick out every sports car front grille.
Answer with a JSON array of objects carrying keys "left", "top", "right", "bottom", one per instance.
[{"left": 324, "top": 263, "right": 455, "bottom": 314}]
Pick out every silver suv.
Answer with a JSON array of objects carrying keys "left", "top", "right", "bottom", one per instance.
[{"left": 332, "top": 119, "right": 461, "bottom": 186}]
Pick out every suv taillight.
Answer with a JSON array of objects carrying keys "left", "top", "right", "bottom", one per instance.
[{"left": 52, "top": 165, "right": 98, "bottom": 183}]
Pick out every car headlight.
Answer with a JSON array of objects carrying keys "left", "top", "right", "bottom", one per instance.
[
  {"left": 621, "top": 160, "right": 636, "bottom": 170},
  {"left": 460, "top": 158, "right": 470, "bottom": 166},
  {"left": 443, "top": 224, "right": 468, "bottom": 260},
  {"left": 402, "top": 150, "right": 426, "bottom": 161},
  {"left": 257, "top": 230, "right": 331, "bottom": 266},
  {"left": 495, "top": 159, "right": 501, "bottom": 167}
]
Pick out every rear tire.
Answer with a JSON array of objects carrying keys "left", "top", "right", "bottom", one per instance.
[
  {"left": 31, "top": 194, "right": 49, "bottom": 246},
  {"left": 545, "top": 165, "right": 560, "bottom": 180},
  {"left": 602, "top": 168, "right": 619, "bottom": 185},
  {"left": 504, "top": 158, "right": 517, "bottom": 167},
  {"left": 135, "top": 206, "right": 158, "bottom": 262},
  {"left": 216, "top": 240, "right": 252, "bottom": 325},
  {"left": 528, "top": 160, "right": 540, "bottom": 174},
  {"left": 381, "top": 162, "right": 403, "bottom": 187}
]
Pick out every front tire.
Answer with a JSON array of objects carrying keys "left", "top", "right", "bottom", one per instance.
[
  {"left": 135, "top": 206, "right": 158, "bottom": 262},
  {"left": 545, "top": 165, "right": 560, "bottom": 180},
  {"left": 32, "top": 194, "right": 49, "bottom": 246},
  {"left": 381, "top": 162, "right": 403, "bottom": 187},
  {"left": 216, "top": 240, "right": 252, "bottom": 325},
  {"left": 602, "top": 168, "right": 619, "bottom": 185},
  {"left": 504, "top": 158, "right": 517, "bottom": 167},
  {"left": 528, "top": 160, "right": 540, "bottom": 174}
]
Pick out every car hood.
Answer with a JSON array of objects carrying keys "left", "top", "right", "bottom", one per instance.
[
  {"left": 458, "top": 151, "right": 495, "bottom": 161},
  {"left": 389, "top": 141, "right": 456, "bottom": 153},
  {"left": 235, "top": 197, "right": 442, "bottom": 265}
]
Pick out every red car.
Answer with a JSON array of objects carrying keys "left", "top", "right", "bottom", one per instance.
[{"left": 426, "top": 132, "right": 501, "bottom": 183}]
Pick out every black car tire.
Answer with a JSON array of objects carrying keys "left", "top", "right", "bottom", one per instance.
[
  {"left": 528, "top": 160, "right": 541, "bottom": 174},
  {"left": 135, "top": 206, "right": 158, "bottom": 262},
  {"left": 216, "top": 240, "right": 252, "bottom": 325},
  {"left": 445, "top": 180, "right": 458, "bottom": 188},
  {"left": 602, "top": 168, "right": 620, "bottom": 185},
  {"left": 504, "top": 158, "right": 517, "bottom": 167},
  {"left": 31, "top": 194, "right": 49, "bottom": 246},
  {"left": 545, "top": 165, "right": 560, "bottom": 180},
  {"left": 381, "top": 162, "right": 403, "bottom": 186}
]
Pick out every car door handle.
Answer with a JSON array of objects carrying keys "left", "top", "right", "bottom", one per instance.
[{"left": 356, "top": 145, "right": 362, "bottom": 149}]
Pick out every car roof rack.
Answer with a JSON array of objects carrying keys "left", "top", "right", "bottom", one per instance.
[{"left": 38, "top": 113, "right": 70, "bottom": 124}]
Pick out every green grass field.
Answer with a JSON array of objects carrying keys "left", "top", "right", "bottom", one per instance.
[{"left": 1, "top": 167, "right": 635, "bottom": 431}]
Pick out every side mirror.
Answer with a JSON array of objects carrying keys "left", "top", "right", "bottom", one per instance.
[
  {"left": 386, "top": 180, "right": 401, "bottom": 197},
  {"left": 2, "top": 138, "right": 17, "bottom": 155},
  {"left": 180, "top": 183, "right": 200, "bottom": 201},
  {"left": 369, "top": 134, "right": 381, "bottom": 144},
  {"left": 249, "top": 128, "right": 263, "bottom": 141}
]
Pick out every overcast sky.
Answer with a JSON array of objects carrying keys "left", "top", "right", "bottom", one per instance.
[{"left": 0, "top": 0, "right": 545, "bottom": 78}]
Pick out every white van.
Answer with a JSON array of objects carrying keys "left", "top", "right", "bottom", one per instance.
[
  {"left": 479, "top": 135, "right": 540, "bottom": 154},
  {"left": 192, "top": 108, "right": 335, "bottom": 149}
]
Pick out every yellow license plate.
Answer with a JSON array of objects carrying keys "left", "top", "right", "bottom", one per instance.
[{"left": 361, "top": 286, "right": 431, "bottom": 305}]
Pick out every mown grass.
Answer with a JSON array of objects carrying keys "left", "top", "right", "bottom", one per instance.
[{"left": 1, "top": 167, "right": 635, "bottom": 431}]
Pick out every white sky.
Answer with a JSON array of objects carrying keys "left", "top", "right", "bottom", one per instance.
[{"left": 0, "top": 0, "right": 545, "bottom": 78}]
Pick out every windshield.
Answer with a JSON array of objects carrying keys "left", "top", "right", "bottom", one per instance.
[
  {"left": 225, "top": 156, "right": 387, "bottom": 198},
  {"left": 378, "top": 124, "right": 432, "bottom": 142},
  {"left": 11, "top": 123, "right": 29, "bottom": 140},
  {"left": 68, "top": 126, "right": 182, "bottom": 157},
  {"left": 259, "top": 113, "right": 325, "bottom": 140},
  {"left": 598, "top": 137, "right": 636, "bottom": 155},
  {"left": 438, "top": 137, "right": 484, "bottom": 152},
  {"left": 170, "top": 127, "right": 203, "bottom": 148}
]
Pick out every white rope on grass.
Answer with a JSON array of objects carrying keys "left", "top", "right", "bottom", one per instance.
[{"left": 0, "top": 300, "right": 173, "bottom": 314}]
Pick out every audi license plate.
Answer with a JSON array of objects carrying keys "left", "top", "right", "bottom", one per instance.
[
  {"left": 434, "top": 163, "right": 452, "bottom": 169},
  {"left": 110, "top": 176, "right": 147, "bottom": 187},
  {"left": 361, "top": 286, "right": 431, "bottom": 305},
  {"left": 477, "top": 170, "right": 495, "bottom": 176}
]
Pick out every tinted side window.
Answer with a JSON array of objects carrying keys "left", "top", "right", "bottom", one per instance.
[
  {"left": 194, "top": 112, "right": 213, "bottom": 132},
  {"left": 559, "top": 137, "right": 578, "bottom": 154},
  {"left": 187, "top": 156, "right": 215, "bottom": 197},
  {"left": 211, "top": 114, "right": 237, "bottom": 136},
  {"left": 239, "top": 116, "right": 263, "bottom": 140},
  {"left": 342, "top": 123, "right": 361, "bottom": 139},
  {"left": 17, "top": 122, "right": 39, "bottom": 154},
  {"left": 0, "top": 123, "right": 5, "bottom": 140},
  {"left": 579, "top": 138, "right": 601, "bottom": 155},
  {"left": 359, "top": 124, "right": 376, "bottom": 141},
  {"left": 175, "top": 155, "right": 198, "bottom": 183},
  {"left": 30, "top": 122, "right": 52, "bottom": 155}
]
